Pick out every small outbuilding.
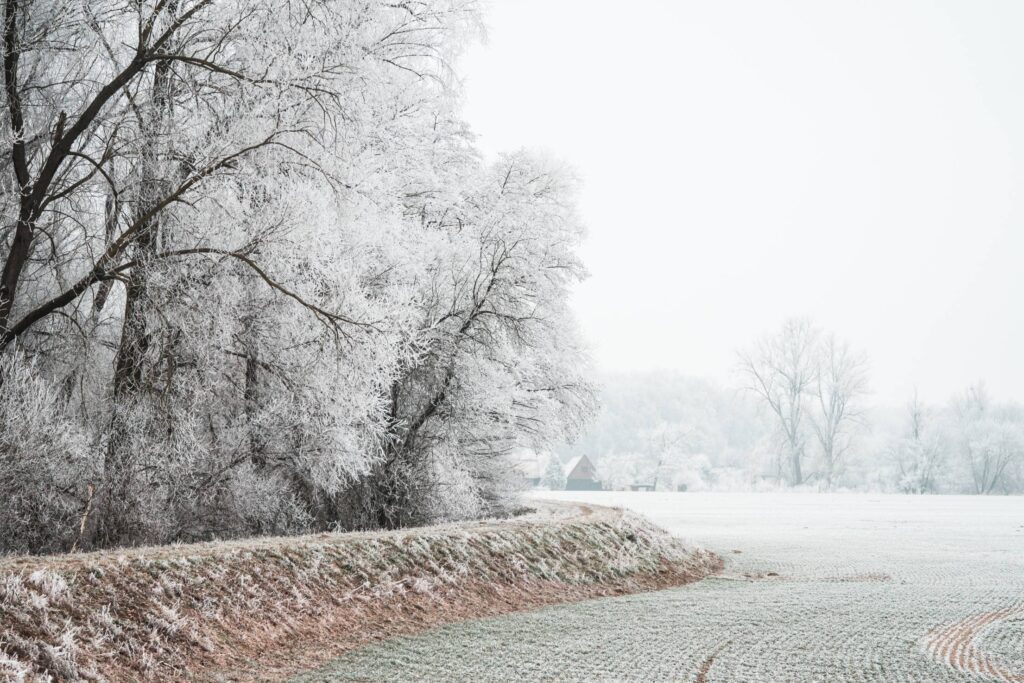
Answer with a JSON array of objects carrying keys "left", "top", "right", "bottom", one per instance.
[{"left": 564, "top": 455, "right": 602, "bottom": 491}]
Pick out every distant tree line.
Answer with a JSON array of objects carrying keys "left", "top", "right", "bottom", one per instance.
[
  {"left": 557, "top": 374, "right": 766, "bottom": 492},
  {"left": 0, "top": 0, "right": 594, "bottom": 554},
  {"left": 559, "top": 323, "right": 1023, "bottom": 495},
  {"left": 889, "top": 385, "right": 1024, "bottom": 495},
  {"left": 741, "top": 319, "right": 1024, "bottom": 494}
]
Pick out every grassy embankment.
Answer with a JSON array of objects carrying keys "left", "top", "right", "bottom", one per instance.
[{"left": 0, "top": 502, "right": 720, "bottom": 681}]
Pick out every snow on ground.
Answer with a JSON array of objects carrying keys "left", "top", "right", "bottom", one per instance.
[{"left": 296, "top": 492, "right": 1024, "bottom": 682}]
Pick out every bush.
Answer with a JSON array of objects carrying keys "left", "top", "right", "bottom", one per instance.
[{"left": 0, "top": 354, "right": 98, "bottom": 554}]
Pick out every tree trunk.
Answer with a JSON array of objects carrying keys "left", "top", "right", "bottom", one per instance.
[
  {"left": 243, "top": 342, "right": 266, "bottom": 467},
  {"left": 97, "top": 57, "right": 173, "bottom": 547},
  {"left": 790, "top": 445, "right": 803, "bottom": 486},
  {"left": 0, "top": 0, "right": 33, "bottom": 340},
  {"left": 98, "top": 223, "right": 157, "bottom": 546},
  {"left": 0, "top": 214, "right": 33, "bottom": 337}
]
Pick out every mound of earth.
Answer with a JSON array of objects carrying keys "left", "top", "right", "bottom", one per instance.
[{"left": 0, "top": 501, "right": 719, "bottom": 682}]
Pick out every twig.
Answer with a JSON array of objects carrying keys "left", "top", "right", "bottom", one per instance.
[{"left": 70, "top": 483, "right": 95, "bottom": 553}]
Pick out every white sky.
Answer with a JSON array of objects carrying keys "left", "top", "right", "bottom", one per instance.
[{"left": 460, "top": 0, "right": 1024, "bottom": 405}]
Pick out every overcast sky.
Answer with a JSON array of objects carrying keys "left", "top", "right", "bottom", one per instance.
[{"left": 460, "top": 0, "right": 1024, "bottom": 405}]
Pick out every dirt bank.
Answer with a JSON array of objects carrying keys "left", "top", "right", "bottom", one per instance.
[{"left": 0, "top": 502, "right": 720, "bottom": 682}]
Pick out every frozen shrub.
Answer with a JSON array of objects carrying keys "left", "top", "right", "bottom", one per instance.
[{"left": 0, "top": 354, "right": 98, "bottom": 554}]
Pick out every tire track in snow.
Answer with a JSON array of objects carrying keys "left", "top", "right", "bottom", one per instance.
[
  {"left": 298, "top": 493, "right": 1024, "bottom": 682},
  {"left": 924, "top": 605, "right": 1024, "bottom": 682}
]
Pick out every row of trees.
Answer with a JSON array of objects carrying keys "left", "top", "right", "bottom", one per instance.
[
  {"left": 0, "top": 0, "right": 594, "bottom": 554},
  {"left": 741, "top": 320, "right": 1023, "bottom": 493},
  {"left": 890, "top": 386, "right": 1024, "bottom": 495},
  {"left": 558, "top": 323, "right": 1023, "bottom": 495},
  {"left": 556, "top": 373, "right": 765, "bottom": 492}
]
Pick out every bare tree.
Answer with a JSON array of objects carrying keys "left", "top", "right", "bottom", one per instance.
[
  {"left": 951, "top": 385, "right": 1024, "bottom": 494},
  {"left": 643, "top": 422, "right": 693, "bottom": 491},
  {"left": 809, "top": 334, "right": 868, "bottom": 488},
  {"left": 892, "top": 390, "right": 944, "bottom": 494},
  {"left": 739, "top": 318, "right": 819, "bottom": 485}
]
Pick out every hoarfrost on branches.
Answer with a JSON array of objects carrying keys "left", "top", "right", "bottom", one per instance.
[{"left": 0, "top": 0, "right": 595, "bottom": 552}]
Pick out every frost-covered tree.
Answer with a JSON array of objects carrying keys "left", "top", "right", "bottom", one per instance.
[
  {"left": 739, "top": 318, "right": 819, "bottom": 485},
  {"left": 949, "top": 386, "right": 1024, "bottom": 494},
  {"left": 0, "top": 1, "right": 594, "bottom": 552},
  {"left": 541, "top": 454, "right": 566, "bottom": 491},
  {"left": 352, "top": 154, "right": 595, "bottom": 528},
  {"left": 890, "top": 392, "right": 945, "bottom": 494},
  {"left": 643, "top": 422, "right": 696, "bottom": 491},
  {"left": 559, "top": 372, "right": 767, "bottom": 490},
  {"left": 740, "top": 320, "right": 869, "bottom": 488},
  {"left": 809, "top": 334, "right": 869, "bottom": 488}
]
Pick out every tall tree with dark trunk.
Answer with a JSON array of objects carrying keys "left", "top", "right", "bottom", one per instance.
[{"left": 0, "top": 1, "right": 595, "bottom": 554}]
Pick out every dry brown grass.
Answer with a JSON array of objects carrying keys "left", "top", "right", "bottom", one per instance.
[{"left": 0, "top": 502, "right": 720, "bottom": 682}]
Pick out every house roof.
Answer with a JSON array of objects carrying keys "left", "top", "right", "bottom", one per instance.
[
  {"left": 563, "top": 455, "right": 584, "bottom": 477},
  {"left": 564, "top": 454, "right": 597, "bottom": 481}
]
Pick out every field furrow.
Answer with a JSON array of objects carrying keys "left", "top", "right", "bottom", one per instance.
[{"left": 297, "top": 492, "right": 1024, "bottom": 682}]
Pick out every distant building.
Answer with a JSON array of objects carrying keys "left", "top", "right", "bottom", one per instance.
[
  {"left": 564, "top": 455, "right": 602, "bottom": 491},
  {"left": 629, "top": 483, "right": 655, "bottom": 492}
]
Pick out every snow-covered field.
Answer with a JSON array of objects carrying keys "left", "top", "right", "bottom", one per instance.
[{"left": 297, "top": 492, "right": 1024, "bottom": 682}]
